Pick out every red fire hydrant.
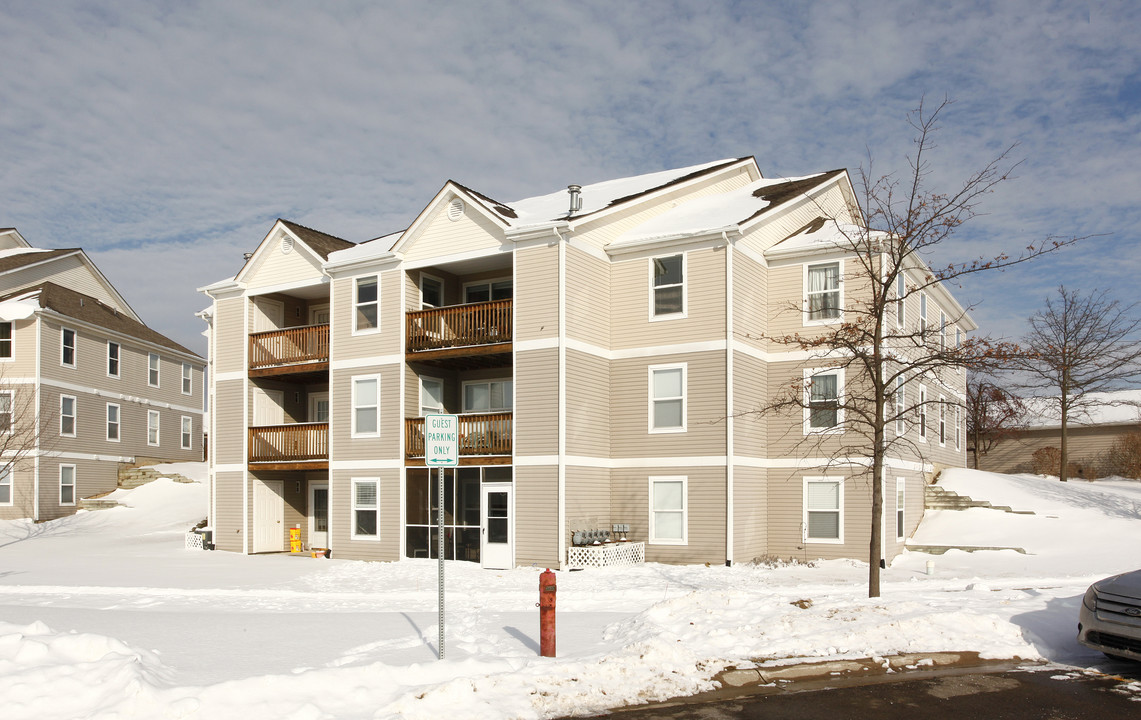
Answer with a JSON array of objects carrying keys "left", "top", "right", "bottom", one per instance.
[{"left": 539, "top": 568, "right": 556, "bottom": 657}]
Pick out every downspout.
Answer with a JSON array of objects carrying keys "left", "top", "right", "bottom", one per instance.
[
  {"left": 553, "top": 225, "right": 567, "bottom": 570},
  {"left": 242, "top": 296, "right": 250, "bottom": 554},
  {"left": 724, "top": 231, "right": 734, "bottom": 567},
  {"left": 33, "top": 313, "right": 41, "bottom": 521}
]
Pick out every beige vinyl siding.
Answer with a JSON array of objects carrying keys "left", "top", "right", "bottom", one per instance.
[
  {"left": 3, "top": 315, "right": 38, "bottom": 376},
  {"left": 329, "top": 365, "right": 401, "bottom": 462},
  {"left": 0, "top": 468, "right": 36, "bottom": 521},
  {"left": 610, "top": 466, "right": 726, "bottom": 564},
  {"left": 609, "top": 246, "right": 725, "bottom": 351},
  {"left": 212, "top": 471, "right": 244, "bottom": 552},
  {"left": 732, "top": 351, "right": 768, "bottom": 457},
  {"left": 565, "top": 465, "right": 611, "bottom": 539},
  {"left": 732, "top": 466, "right": 767, "bottom": 562},
  {"left": 330, "top": 270, "right": 402, "bottom": 359},
  {"left": 327, "top": 468, "right": 400, "bottom": 560},
  {"left": 573, "top": 170, "right": 755, "bottom": 249},
  {"left": 766, "top": 468, "right": 874, "bottom": 561},
  {"left": 515, "top": 348, "right": 558, "bottom": 456},
  {"left": 3, "top": 253, "right": 132, "bottom": 315},
  {"left": 565, "top": 244, "right": 609, "bottom": 346},
  {"left": 610, "top": 351, "right": 726, "bottom": 459},
  {"left": 242, "top": 242, "right": 326, "bottom": 292},
  {"left": 514, "top": 465, "right": 559, "bottom": 566},
  {"left": 37, "top": 457, "right": 116, "bottom": 521},
  {"left": 732, "top": 248, "right": 767, "bottom": 351},
  {"left": 213, "top": 298, "right": 245, "bottom": 375},
  {"left": 213, "top": 379, "right": 245, "bottom": 464},
  {"left": 400, "top": 200, "right": 506, "bottom": 265},
  {"left": 565, "top": 349, "right": 610, "bottom": 457},
  {"left": 515, "top": 244, "right": 558, "bottom": 342},
  {"left": 742, "top": 183, "right": 856, "bottom": 257},
  {"left": 978, "top": 424, "right": 1134, "bottom": 475}
]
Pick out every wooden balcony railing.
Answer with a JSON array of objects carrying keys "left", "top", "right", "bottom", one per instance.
[
  {"left": 249, "top": 423, "right": 329, "bottom": 463},
  {"left": 406, "top": 300, "right": 511, "bottom": 353},
  {"left": 249, "top": 324, "right": 330, "bottom": 370},
  {"left": 405, "top": 412, "right": 512, "bottom": 458}
]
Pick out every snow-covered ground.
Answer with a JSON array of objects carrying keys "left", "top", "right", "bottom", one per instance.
[{"left": 2, "top": 465, "right": 1140, "bottom": 719}]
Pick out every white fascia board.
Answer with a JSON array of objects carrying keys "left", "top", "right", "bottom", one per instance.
[
  {"left": 389, "top": 182, "right": 511, "bottom": 256},
  {"left": 606, "top": 227, "right": 738, "bottom": 257},
  {"left": 505, "top": 221, "right": 570, "bottom": 244},
  {"left": 35, "top": 308, "right": 205, "bottom": 364},
  {"left": 198, "top": 277, "right": 242, "bottom": 298},
  {"left": 323, "top": 251, "right": 402, "bottom": 277},
  {"left": 246, "top": 276, "right": 330, "bottom": 298}
]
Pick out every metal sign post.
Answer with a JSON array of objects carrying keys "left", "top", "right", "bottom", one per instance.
[{"left": 425, "top": 414, "right": 458, "bottom": 660}]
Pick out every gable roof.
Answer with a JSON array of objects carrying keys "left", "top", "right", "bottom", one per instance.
[
  {"left": 2, "top": 282, "right": 200, "bottom": 358},
  {"left": 277, "top": 220, "right": 355, "bottom": 259},
  {"left": 0, "top": 247, "right": 82, "bottom": 274}
]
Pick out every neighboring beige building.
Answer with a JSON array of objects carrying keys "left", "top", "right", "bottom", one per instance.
[
  {"left": 0, "top": 228, "right": 206, "bottom": 521},
  {"left": 199, "top": 159, "right": 970, "bottom": 568}
]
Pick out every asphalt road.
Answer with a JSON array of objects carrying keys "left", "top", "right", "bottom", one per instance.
[{"left": 596, "top": 665, "right": 1141, "bottom": 719}]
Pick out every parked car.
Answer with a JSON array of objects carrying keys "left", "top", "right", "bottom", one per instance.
[{"left": 1078, "top": 569, "right": 1141, "bottom": 662}]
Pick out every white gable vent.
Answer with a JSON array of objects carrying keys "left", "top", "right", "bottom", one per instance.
[
  {"left": 281, "top": 235, "right": 294, "bottom": 254},
  {"left": 447, "top": 197, "right": 465, "bottom": 222}
]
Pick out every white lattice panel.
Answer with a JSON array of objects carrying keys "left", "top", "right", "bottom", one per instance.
[
  {"left": 184, "top": 532, "right": 205, "bottom": 551},
  {"left": 567, "top": 541, "right": 645, "bottom": 569}
]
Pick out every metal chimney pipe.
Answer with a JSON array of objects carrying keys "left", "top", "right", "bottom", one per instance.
[{"left": 567, "top": 185, "right": 582, "bottom": 214}]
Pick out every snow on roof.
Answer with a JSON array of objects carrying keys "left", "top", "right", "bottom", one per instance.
[
  {"left": 0, "top": 247, "right": 49, "bottom": 260},
  {"left": 1021, "top": 389, "right": 1141, "bottom": 428},
  {"left": 326, "top": 230, "right": 401, "bottom": 266}
]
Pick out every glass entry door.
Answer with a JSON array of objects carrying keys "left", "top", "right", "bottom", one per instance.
[
  {"left": 309, "top": 483, "right": 329, "bottom": 548},
  {"left": 481, "top": 483, "right": 513, "bottom": 569}
]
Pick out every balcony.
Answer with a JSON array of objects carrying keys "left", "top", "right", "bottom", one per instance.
[
  {"left": 249, "top": 324, "right": 329, "bottom": 379},
  {"left": 249, "top": 423, "right": 329, "bottom": 469},
  {"left": 405, "top": 412, "right": 512, "bottom": 465},
  {"left": 406, "top": 300, "right": 511, "bottom": 368}
]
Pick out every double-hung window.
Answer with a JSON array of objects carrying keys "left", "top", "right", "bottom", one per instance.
[
  {"left": 805, "top": 369, "right": 842, "bottom": 432},
  {"left": 806, "top": 261, "right": 841, "bottom": 322},
  {"left": 649, "top": 476, "right": 687, "bottom": 544},
  {"left": 0, "top": 467, "right": 10, "bottom": 505},
  {"left": 895, "top": 273, "right": 905, "bottom": 327},
  {"left": 896, "top": 478, "right": 906, "bottom": 540},
  {"left": 463, "top": 379, "right": 512, "bottom": 413},
  {"left": 182, "top": 363, "right": 192, "bottom": 395},
  {"left": 0, "top": 391, "right": 11, "bottom": 433},
  {"left": 651, "top": 254, "right": 684, "bottom": 318},
  {"left": 464, "top": 279, "right": 512, "bottom": 303},
  {"left": 354, "top": 276, "right": 379, "bottom": 332},
  {"left": 918, "top": 385, "right": 928, "bottom": 441},
  {"left": 106, "top": 403, "right": 120, "bottom": 442},
  {"left": 60, "top": 395, "right": 76, "bottom": 437},
  {"left": 148, "top": 353, "right": 160, "bottom": 387},
  {"left": 351, "top": 478, "right": 379, "bottom": 539},
  {"left": 805, "top": 477, "right": 842, "bottom": 542},
  {"left": 107, "top": 342, "right": 120, "bottom": 378},
  {"left": 61, "top": 327, "right": 76, "bottom": 367},
  {"left": 0, "top": 321, "right": 12, "bottom": 359},
  {"left": 940, "top": 312, "right": 947, "bottom": 351},
  {"left": 147, "top": 410, "right": 160, "bottom": 446},
  {"left": 352, "top": 375, "right": 380, "bottom": 437},
  {"left": 59, "top": 465, "right": 76, "bottom": 506},
  {"left": 181, "top": 416, "right": 193, "bottom": 450},
  {"left": 649, "top": 364, "right": 686, "bottom": 433},
  {"left": 894, "top": 376, "right": 905, "bottom": 436},
  {"left": 920, "top": 294, "right": 928, "bottom": 338},
  {"left": 939, "top": 396, "right": 947, "bottom": 445}
]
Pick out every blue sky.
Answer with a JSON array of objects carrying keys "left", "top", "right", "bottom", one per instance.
[{"left": 1, "top": 0, "right": 1138, "bottom": 354}]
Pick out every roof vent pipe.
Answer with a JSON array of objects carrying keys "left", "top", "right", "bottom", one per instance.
[{"left": 567, "top": 185, "right": 582, "bottom": 215}]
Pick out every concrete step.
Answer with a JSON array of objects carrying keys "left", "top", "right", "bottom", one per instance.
[
  {"left": 79, "top": 497, "right": 121, "bottom": 511},
  {"left": 118, "top": 467, "right": 195, "bottom": 489},
  {"left": 906, "top": 543, "right": 1029, "bottom": 555},
  {"left": 924, "top": 485, "right": 1034, "bottom": 515}
]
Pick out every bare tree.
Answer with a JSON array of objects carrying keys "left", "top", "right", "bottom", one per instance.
[
  {"left": 1016, "top": 286, "right": 1141, "bottom": 481},
  {"left": 0, "top": 376, "right": 54, "bottom": 510},
  {"left": 965, "top": 376, "right": 1026, "bottom": 470},
  {"left": 753, "top": 97, "right": 1077, "bottom": 598}
]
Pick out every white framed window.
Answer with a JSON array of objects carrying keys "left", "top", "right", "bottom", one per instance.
[
  {"left": 351, "top": 375, "right": 381, "bottom": 438},
  {"left": 420, "top": 377, "right": 445, "bottom": 416},
  {"left": 956, "top": 328, "right": 962, "bottom": 348},
  {"left": 918, "top": 385, "right": 928, "bottom": 442},
  {"left": 940, "top": 311, "right": 947, "bottom": 351},
  {"left": 896, "top": 477, "right": 906, "bottom": 541},
  {"left": 650, "top": 254, "right": 685, "bottom": 318},
  {"left": 181, "top": 416, "right": 193, "bottom": 450},
  {"left": 420, "top": 273, "right": 444, "bottom": 308},
  {"left": 59, "top": 464, "right": 76, "bottom": 506},
  {"left": 107, "top": 341, "right": 120, "bottom": 378},
  {"left": 462, "top": 379, "right": 512, "bottom": 413},
  {"left": 463, "top": 278, "right": 512, "bottom": 303},
  {"left": 804, "top": 368, "right": 843, "bottom": 433},
  {"left": 61, "top": 327, "right": 76, "bottom": 367},
  {"left": 894, "top": 376, "right": 905, "bottom": 436},
  {"left": 955, "top": 406, "right": 962, "bottom": 450},
  {"left": 920, "top": 294, "right": 928, "bottom": 338},
  {"left": 351, "top": 477, "right": 379, "bottom": 539},
  {"left": 106, "top": 403, "right": 120, "bottom": 442},
  {"left": 0, "top": 321, "right": 12, "bottom": 360},
  {"left": 895, "top": 273, "right": 905, "bottom": 328},
  {"left": 147, "top": 410, "right": 160, "bottom": 446},
  {"left": 60, "top": 395, "right": 76, "bottom": 437},
  {"left": 148, "top": 353, "right": 160, "bottom": 387},
  {"left": 182, "top": 363, "right": 192, "bottom": 395},
  {"left": 0, "top": 467, "right": 10, "bottom": 505},
  {"left": 354, "top": 276, "right": 379, "bottom": 333},
  {"left": 0, "top": 390, "right": 11, "bottom": 434},
  {"left": 805, "top": 261, "right": 841, "bottom": 323},
  {"left": 649, "top": 363, "right": 686, "bottom": 433},
  {"left": 804, "top": 477, "right": 843, "bottom": 543},
  {"left": 939, "top": 396, "right": 947, "bottom": 446},
  {"left": 649, "top": 476, "right": 687, "bottom": 545}
]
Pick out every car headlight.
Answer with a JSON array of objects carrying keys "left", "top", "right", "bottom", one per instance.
[{"left": 1082, "top": 586, "right": 1098, "bottom": 611}]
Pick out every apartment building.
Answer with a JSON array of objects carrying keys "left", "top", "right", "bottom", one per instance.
[
  {"left": 199, "top": 158, "right": 970, "bottom": 568},
  {"left": 0, "top": 228, "right": 205, "bottom": 521}
]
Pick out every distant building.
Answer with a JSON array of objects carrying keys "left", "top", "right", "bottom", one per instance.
[{"left": 0, "top": 228, "right": 205, "bottom": 521}]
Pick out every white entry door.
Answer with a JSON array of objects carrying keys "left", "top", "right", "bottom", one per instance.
[
  {"left": 254, "top": 480, "right": 285, "bottom": 553},
  {"left": 253, "top": 388, "right": 285, "bottom": 426},
  {"left": 481, "top": 483, "right": 513, "bottom": 569},
  {"left": 309, "top": 483, "right": 329, "bottom": 549}
]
